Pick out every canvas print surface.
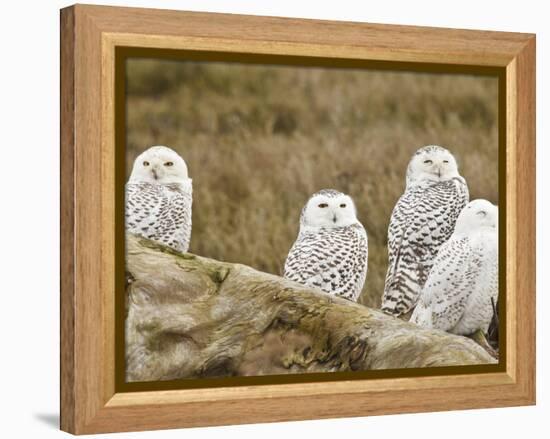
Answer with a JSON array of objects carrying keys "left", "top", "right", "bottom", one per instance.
[{"left": 123, "top": 57, "right": 500, "bottom": 384}]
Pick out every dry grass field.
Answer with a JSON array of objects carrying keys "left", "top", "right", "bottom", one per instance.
[{"left": 125, "top": 58, "right": 498, "bottom": 308}]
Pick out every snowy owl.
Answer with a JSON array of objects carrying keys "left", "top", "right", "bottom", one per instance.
[
  {"left": 283, "top": 189, "right": 368, "bottom": 302},
  {"left": 381, "top": 145, "right": 469, "bottom": 317},
  {"left": 410, "top": 199, "right": 498, "bottom": 335},
  {"left": 126, "top": 145, "right": 193, "bottom": 252}
]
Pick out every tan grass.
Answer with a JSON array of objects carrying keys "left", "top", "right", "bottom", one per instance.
[{"left": 126, "top": 59, "right": 498, "bottom": 308}]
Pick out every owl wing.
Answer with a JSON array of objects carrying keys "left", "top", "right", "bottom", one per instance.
[
  {"left": 382, "top": 178, "right": 468, "bottom": 317},
  {"left": 409, "top": 299, "right": 433, "bottom": 328},
  {"left": 125, "top": 183, "right": 163, "bottom": 235},
  {"left": 125, "top": 182, "right": 192, "bottom": 252},
  {"left": 419, "top": 235, "right": 475, "bottom": 331},
  {"left": 284, "top": 226, "right": 368, "bottom": 301},
  {"left": 156, "top": 183, "right": 192, "bottom": 252},
  {"left": 284, "top": 231, "right": 331, "bottom": 287},
  {"left": 382, "top": 187, "right": 424, "bottom": 314},
  {"left": 340, "top": 224, "right": 368, "bottom": 301}
]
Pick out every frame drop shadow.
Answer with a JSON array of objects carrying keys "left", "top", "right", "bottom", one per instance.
[{"left": 34, "top": 413, "right": 59, "bottom": 429}]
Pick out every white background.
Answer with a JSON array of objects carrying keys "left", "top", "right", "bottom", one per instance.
[{"left": 0, "top": 0, "right": 546, "bottom": 437}]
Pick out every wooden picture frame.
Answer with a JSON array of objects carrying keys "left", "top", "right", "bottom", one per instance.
[{"left": 60, "top": 4, "right": 536, "bottom": 434}]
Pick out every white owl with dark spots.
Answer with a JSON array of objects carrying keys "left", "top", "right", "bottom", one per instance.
[
  {"left": 284, "top": 189, "right": 368, "bottom": 302},
  {"left": 410, "top": 199, "right": 498, "bottom": 335},
  {"left": 126, "top": 145, "right": 193, "bottom": 253},
  {"left": 381, "top": 145, "right": 469, "bottom": 317}
]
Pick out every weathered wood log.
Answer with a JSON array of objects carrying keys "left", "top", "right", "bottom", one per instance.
[{"left": 125, "top": 234, "right": 496, "bottom": 382}]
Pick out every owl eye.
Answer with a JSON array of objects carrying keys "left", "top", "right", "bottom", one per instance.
[
  {"left": 340, "top": 203, "right": 347, "bottom": 208},
  {"left": 443, "top": 160, "right": 449, "bottom": 163},
  {"left": 143, "top": 161, "right": 150, "bottom": 166},
  {"left": 476, "top": 210, "right": 487, "bottom": 217},
  {"left": 423, "top": 159, "right": 433, "bottom": 164},
  {"left": 318, "top": 203, "right": 328, "bottom": 208},
  {"left": 164, "top": 161, "right": 174, "bottom": 167}
]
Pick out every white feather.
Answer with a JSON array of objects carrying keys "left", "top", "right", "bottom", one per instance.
[{"left": 410, "top": 199, "right": 498, "bottom": 335}]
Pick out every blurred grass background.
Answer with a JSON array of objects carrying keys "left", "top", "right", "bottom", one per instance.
[{"left": 126, "top": 58, "right": 498, "bottom": 308}]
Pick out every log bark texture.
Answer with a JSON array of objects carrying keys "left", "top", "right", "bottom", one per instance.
[{"left": 125, "top": 234, "right": 496, "bottom": 382}]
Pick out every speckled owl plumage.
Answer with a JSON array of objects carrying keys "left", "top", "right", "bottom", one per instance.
[
  {"left": 284, "top": 189, "right": 368, "bottom": 302},
  {"left": 381, "top": 145, "right": 469, "bottom": 317}
]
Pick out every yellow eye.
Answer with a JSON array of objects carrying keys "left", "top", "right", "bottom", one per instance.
[
  {"left": 164, "top": 161, "right": 174, "bottom": 167},
  {"left": 340, "top": 203, "right": 347, "bottom": 208},
  {"left": 443, "top": 160, "right": 449, "bottom": 164},
  {"left": 423, "top": 159, "right": 433, "bottom": 164},
  {"left": 143, "top": 161, "right": 150, "bottom": 166},
  {"left": 318, "top": 203, "right": 328, "bottom": 208}
]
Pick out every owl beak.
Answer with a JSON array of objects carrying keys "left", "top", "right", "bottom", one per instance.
[
  {"left": 151, "top": 169, "right": 158, "bottom": 180},
  {"left": 332, "top": 214, "right": 338, "bottom": 223}
]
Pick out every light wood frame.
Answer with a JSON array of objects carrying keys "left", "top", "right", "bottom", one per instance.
[{"left": 60, "top": 4, "right": 536, "bottom": 434}]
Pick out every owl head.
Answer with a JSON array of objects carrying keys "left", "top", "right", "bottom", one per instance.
[
  {"left": 406, "top": 145, "right": 461, "bottom": 187},
  {"left": 129, "top": 146, "right": 190, "bottom": 184},
  {"left": 454, "top": 199, "right": 498, "bottom": 234},
  {"left": 300, "top": 189, "right": 359, "bottom": 229}
]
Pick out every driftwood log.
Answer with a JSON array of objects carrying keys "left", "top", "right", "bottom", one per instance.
[{"left": 125, "top": 234, "right": 495, "bottom": 382}]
